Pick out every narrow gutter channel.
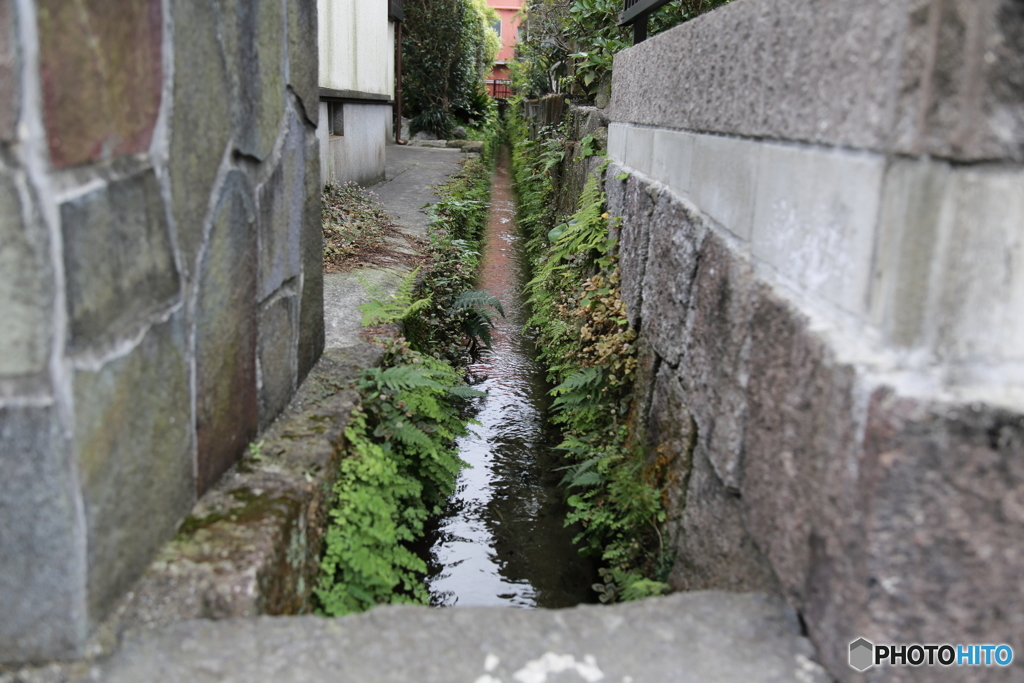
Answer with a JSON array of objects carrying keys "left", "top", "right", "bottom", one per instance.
[{"left": 421, "top": 148, "right": 598, "bottom": 608}]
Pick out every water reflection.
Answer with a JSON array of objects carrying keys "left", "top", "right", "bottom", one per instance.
[{"left": 424, "top": 150, "right": 596, "bottom": 608}]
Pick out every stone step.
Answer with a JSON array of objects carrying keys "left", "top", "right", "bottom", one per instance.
[{"left": 96, "top": 592, "right": 831, "bottom": 683}]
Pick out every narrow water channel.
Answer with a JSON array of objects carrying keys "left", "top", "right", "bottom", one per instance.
[{"left": 422, "top": 148, "right": 597, "bottom": 608}]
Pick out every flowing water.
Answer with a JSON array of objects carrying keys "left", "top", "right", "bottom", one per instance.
[{"left": 422, "top": 149, "right": 597, "bottom": 608}]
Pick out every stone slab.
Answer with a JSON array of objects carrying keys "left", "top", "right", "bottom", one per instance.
[
  {"left": 608, "top": 0, "right": 1024, "bottom": 163},
  {"left": 650, "top": 127, "right": 693, "bottom": 197},
  {"left": 0, "top": 171, "right": 51, "bottom": 377},
  {"left": 749, "top": 141, "right": 884, "bottom": 317},
  {"left": 97, "top": 592, "right": 829, "bottom": 683},
  {"left": 610, "top": 167, "right": 653, "bottom": 330},
  {"left": 257, "top": 111, "right": 305, "bottom": 301},
  {"left": 690, "top": 133, "right": 758, "bottom": 241},
  {"left": 739, "top": 285, "right": 865, "bottom": 678},
  {"left": 930, "top": 165, "right": 1024, "bottom": 366},
  {"left": 298, "top": 127, "right": 324, "bottom": 383},
  {"left": 667, "top": 436, "right": 782, "bottom": 597},
  {"left": 195, "top": 171, "right": 259, "bottom": 494},
  {"left": 868, "top": 157, "right": 952, "bottom": 349},
  {"left": 73, "top": 313, "right": 193, "bottom": 625},
  {"left": 902, "top": 0, "right": 1024, "bottom": 163},
  {"left": 168, "top": 0, "right": 232, "bottom": 272},
  {"left": 869, "top": 159, "right": 1024, "bottom": 376},
  {"left": 852, "top": 389, "right": 1024, "bottom": 683},
  {"left": 37, "top": 0, "right": 162, "bottom": 168},
  {"left": 60, "top": 169, "right": 180, "bottom": 354},
  {"left": 610, "top": 122, "right": 1024, "bottom": 394},
  {"left": 0, "top": 404, "right": 86, "bottom": 664},
  {"left": 86, "top": 344, "right": 381, "bottom": 646},
  {"left": 567, "top": 104, "right": 608, "bottom": 141},
  {"left": 286, "top": 0, "right": 318, "bottom": 126},
  {"left": 409, "top": 139, "right": 448, "bottom": 149},
  {"left": 224, "top": 0, "right": 286, "bottom": 161},
  {"left": 608, "top": 122, "right": 627, "bottom": 163},
  {"left": 610, "top": 125, "right": 887, "bottom": 312},
  {"left": 258, "top": 293, "right": 298, "bottom": 429},
  {"left": 323, "top": 268, "right": 403, "bottom": 350},
  {"left": 675, "top": 229, "right": 757, "bottom": 492},
  {"left": 622, "top": 125, "right": 654, "bottom": 178},
  {"left": 638, "top": 186, "right": 706, "bottom": 368},
  {"left": 0, "top": 0, "right": 16, "bottom": 142}
]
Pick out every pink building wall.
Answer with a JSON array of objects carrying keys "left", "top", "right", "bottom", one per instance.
[{"left": 487, "top": 0, "right": 522, "bottom": 94}]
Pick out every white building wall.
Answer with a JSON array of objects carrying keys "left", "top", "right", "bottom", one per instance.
[
  {"left": 318, "top": 0, "right": 394, "bottom": 97},
  {"left": 318, "top": 102, "right": 391, "bottom": 187}
]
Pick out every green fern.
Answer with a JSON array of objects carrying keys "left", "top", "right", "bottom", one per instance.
[
  {"left": 448, "top": 289, "right": 505, "bottom": 352},
  {"left": 447, "top": 384, "right": 487, "bottom": 400},
  {"left": 451, "top": 289, "right": 505, "bottom": 318},
  {"left": 316, "top": 344, "right": 478, "bottom": 616},
  {"left": 363, "top": 364, "right": 444, "bottom": 393},
  {"left": 557, "top": 454, "right": 606, "bottom": 490},
  {"left": 360, "top": 267, "right": 432, "bottom": 326},
  {"left": 550, "top": 367, "right": 604, "bottom": 413}
]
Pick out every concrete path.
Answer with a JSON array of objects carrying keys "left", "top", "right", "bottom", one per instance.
[
  {"left": 323, "top": 144, "right": 465, "bottom": 349},
  {"left": 375, "top": 143, "right": 465, "bottom": 240}
]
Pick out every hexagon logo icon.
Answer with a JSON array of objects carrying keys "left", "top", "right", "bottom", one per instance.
[{"left": 849, "top": 638, "right": 874, "bottom": 671}]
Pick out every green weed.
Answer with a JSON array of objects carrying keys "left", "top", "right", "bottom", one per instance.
[
  {"left": 510, "top": 115, "right": 668, "bottom": 602},
  {"left": 315, "top": 341, "right": 483, "bottom": 615},
  {"left": 359, "top": 268, "right": 432, "bottom": 326}
]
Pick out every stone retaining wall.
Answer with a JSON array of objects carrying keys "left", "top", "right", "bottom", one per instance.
[
  {"left": 606, "top": 1, "right": 1024, "bottom": 681},
  {"left": 0, "top": 0, "right": 323, "bottom": 664}
]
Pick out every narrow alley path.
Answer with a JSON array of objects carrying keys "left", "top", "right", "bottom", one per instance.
[{"left": 323, "top": 144, "right": 465, "bottom": 350}]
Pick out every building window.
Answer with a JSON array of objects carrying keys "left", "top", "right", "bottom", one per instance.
[
  {"left": 328, "top": 102, "right": 344, "bottom": 136},
  {"left": 492, "top": 18, "right": 502, "bottom": 37}
]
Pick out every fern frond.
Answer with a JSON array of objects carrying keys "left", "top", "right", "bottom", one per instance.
[
  {"left": 557, "top": 454, "right": 606, "bottom": 489},
  {"left": 361, "top": 365, "right": 443, "bottom": 394},
  {"left": 551, "top": 367, "right": 602, "bottom": 394},
  {"left": 452, "top": 289, "right": 505, "bottom": 318},
  {"left": 359, "top": 267, "right": 432, "bottom": 326},
  {"left": 447, "top": 385, "right": 487, "bottom": 400}
]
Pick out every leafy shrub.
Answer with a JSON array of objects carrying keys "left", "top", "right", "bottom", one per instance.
[
  {"left": 514, "top": 0, "right": 731, "bottom": 101},
  {"left": 410, "top": 110, "right": 456, "bottom": 139},
  {"left": 402, "top": 0, "right": 499, "bottom": 124}
]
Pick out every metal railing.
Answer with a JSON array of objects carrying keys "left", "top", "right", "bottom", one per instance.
[
  {"left": 487, "top": 80, "right": 513, "bottom": 100},
  {"left": 619, "top": 0, "right": 673, "bottom": 43}
]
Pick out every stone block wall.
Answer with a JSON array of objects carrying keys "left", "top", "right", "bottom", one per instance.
[
  {"left": 606, "top": 1, "right": 1024, "bottom": 681},
  {"left": 0, "top": 0, "right": 323, "bottom": 664}
]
